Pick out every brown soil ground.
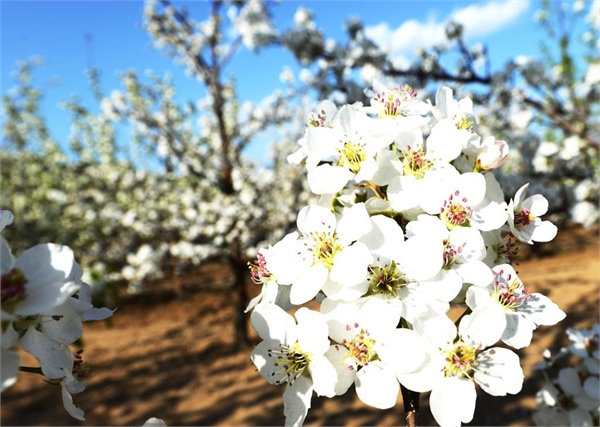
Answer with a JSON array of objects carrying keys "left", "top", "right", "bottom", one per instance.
[{"left": 2, "top": 225, "right": 598, "bottom": 427}]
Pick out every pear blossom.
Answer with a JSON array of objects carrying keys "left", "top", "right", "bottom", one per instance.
[
  {"left": 420, "top": 171, "right": 508, "bottom": 232},
  {"left": 283, "top": 203, "right": 373, "bottom": 305},
  {"left": 321, "top": 297, "right": 427, "bottom": 409},
  {"left": 250, "top": 303, "right": 337, "bottom": 427},
  {"left": 1, "top": 238, "right": 80, "bottom": 318},
  {"left": 466, "top": 264, "right": 566, "bottom": 349},
  {"left": 474, "top": 137, "right": 509, "bottom": 172},
  {"left": 401, "top": 309, "right": 523, "bottom": 427},
  {"left": 245, "top": 232, "right": 304, "bottom": 312},
  {"left": 534, "top": 367, "right": 598, "bottom": 426},
  {"left": 508, "top": 183, "right": 558, "bottom": 244},
  {"left": 364, "top": 81, "right": 429, "bottom": 119}
]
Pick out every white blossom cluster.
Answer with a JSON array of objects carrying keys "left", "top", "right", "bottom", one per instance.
[
  {"left": 0, "top": 210, "right": 115, "bottom": 421},
  {"left": 247, "top": 82, "right": 567, "bottom": 427},
  {"left": 533, "top": 324, "right": 600, "bottom": 426}
]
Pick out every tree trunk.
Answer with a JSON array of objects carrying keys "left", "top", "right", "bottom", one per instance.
[{"left": 229, "top": 253, "right": 250, "bottom": 349}]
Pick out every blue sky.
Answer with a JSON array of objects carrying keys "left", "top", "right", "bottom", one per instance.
[{"left": 0, "top": 0, "right": 585, "bottom": 163}]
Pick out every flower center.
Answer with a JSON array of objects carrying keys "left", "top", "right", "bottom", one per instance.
[
  {"left": 340, "top": 323, "right": 378, "bottom": 368},
  {"left": 309, "top": 231, "right": 343, "bottom": 270},
  {"left": 367, "top": 261, "right": 407, "bottom": 297},
  {"left": 401, "top": 146, "right": 433, "bottom": 179},
  {"left": 442, "top": 239, "right": 465, "bottom": 269},
  {"left": 373, "top": 84, "right": 418, "bottom": 118},
  {"left": 337, "top": 141, "right": 367, "bottom": 174},
  {"left": 453, "top": 115, "right": 474, "bottom": 132},
  {"left": 493, "top": 234, "right": 519, "bottom": 265},
  {"left": 248, "top": 253, "right": 272, "bottom": 285},
  {"left": 491, "top": 269, "right": 531, "bottom": 311},
  {"left": 267, "top": 341, "right": 311, "bottom": 385},
  {"left": 440, "top": 191, "right": 472, "bottom": 229},
  {"left": 513, "top": 208, "right": 534, "bottom": 228},
  {"left": 308, "top": 109, "right": 328, "bottom": 127},
  {"left": 1, "top": 268, "right": 27, "bottom": 313},
  {"left": 443, "top": 340, "right": 478, "bottom": 378},
  {"left": 72, "top": 349, "right": 90, "bottom": 380}
]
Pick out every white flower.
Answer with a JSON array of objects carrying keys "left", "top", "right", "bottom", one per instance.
[
  {"left": 245, "top": 232, "right": 304, "bottom": 312},
  {"left": 534, "top": 367, "right": 598, "bottom": 426},
  {"left": 250, "top": 304, "right": 337, "bottom": 427},
  {"left": 474, "top": 137, "right": 509, "bottom": 172},
  {"left": 321, "top": 297, "right": 427, "bottom": 409},
  {"left": 466, "top": 264, "right": 566, "bottom": 349},
  {"left": 284, "top": 203, "right": 373, "bottom": 305},
  {"left": 364, "top": 81, "right": 430, "bottom": 119},
  {"left": 420, "top": 171, "right": 508, "bottom": 232},
  {"left": 1, "top": 238, "right": 80, "bottom": 318},
  {"left": 430, "top": 86, "right": 477, "bottom": 131},
  {"left": 401, "top": 309, "right": 523, "bottom": 427},
  {"left": 508, "top": 183, "right": 557, "bottom": 244}
]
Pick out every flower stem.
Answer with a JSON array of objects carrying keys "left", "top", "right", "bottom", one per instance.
[
  {"left": 401, "top": 383, "right": 420, "bottom": 427},
  {"left": 19, "top": 366, "right": 43, "bottom": 375}
]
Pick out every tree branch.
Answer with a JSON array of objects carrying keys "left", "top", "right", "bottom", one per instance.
[{"left": 523, "top": 96, "right": 600, "bottom": 150}]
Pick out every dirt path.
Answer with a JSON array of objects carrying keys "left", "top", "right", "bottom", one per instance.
[{"left": 2, "top": 227, "right": 598, "bottom": 426}]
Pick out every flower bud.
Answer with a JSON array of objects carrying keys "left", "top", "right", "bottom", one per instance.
[{"left": 474, "top": 137, "right": 509, "bottom": 172}]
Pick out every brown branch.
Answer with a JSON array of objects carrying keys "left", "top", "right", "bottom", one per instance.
[
  {"left": 401, "top": 383, "right": 420, "bottom": 427},
  {"left": 523, "top": 96, "right": 600, "bottom": 150}
]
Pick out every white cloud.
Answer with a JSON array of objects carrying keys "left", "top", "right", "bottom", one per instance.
[{"left": 364, "top": 1, "right": 530, "bottom": 62}]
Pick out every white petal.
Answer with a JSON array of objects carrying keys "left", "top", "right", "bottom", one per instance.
[
  {"left": 296, "top": 205, "right": 336, "bottom": 236},
  {"left": 558, "top": 367, "right": 581, "bottom": 396},
  {"left": 530, "top": 221, "right": 558, "bottom": 243},
  {"left": 430, "top": 377, "right": 476, "bottom": 427},
  {"left": 474, "top": 347, "right": 523, "bottom": 396},
  {"left": 568, "top": 409, "right": 594, "bottom": 427},
  {"left": 336, "top": 203, "right": 372, "bottom": 244},
  {"left": 291, "top": 264, "right": 328, "bottom": 305},
  {"left": 0, "top": 210, "right": 14, "bottom": 232},
  {"left": 20, "top": 327, "right": 69, "bottom": 379},
  {"left": 355, "top": 362, "right": 399, "bottom": 409},
  {"left": 61, "top": 383, "right": 85, "bottom": 421},
  {"left": 359, "top": 215, "right": 404, "bottom": 259},
  {"left": 143, "top": 418, "right": 167, "bottom": 426},
  {"left": 459, "top": 305, "right": 506, "bottom": 348},
  {"left": 522, "top": 293, "right": 566, "bottom": 326},
  {"left": 1, "top": 348, "right": 20, "bottom": 392},
  {"left": 251, "top": 341, "right": 280, "bottom": 385},
  {"left": 307, "top": 164, "right": 353, "bottom": 195},
  {"left": 294, "top": 308, "right": 329, "bottom": 355},
  {"left": 501, "top": 313, "right": 536, "bottom": 349},
  {"left": 41, "top": 302, "right": 84, "bottom": 345},
  {"left": 81, "top": 306, "right": 116, "bottom": 321},
  {"left": 470, "top": 198, "right": 508, "bottom": 231},
  {"left": 584, "top": 376, "right": 599, "bottom": 400},
  {"left": 308, "top": 355, "right": 337, "bottom": 397},
  {"left": 398, "top": 235, "right": 443, "bottom": 281},
  {"left": 329, "top": 244, "right": 372, "bottom": 286},
  {"left": 325, "top": 344, "right": 356, "bottom": 395},
  {"left": 0, "top": 236, "right": 15, "bottom": 274},
  {"left": 283, "top": 375, "right": 313, "bottom": 427},
  {"left": 456, "top": 261, "right": 493, "bottom": 287},
  {"left": 251, "top": 303, "right": 295, "bottom": 343},
  {"left": 377, "top": 328, "right": 427, "bottom": 374}
]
